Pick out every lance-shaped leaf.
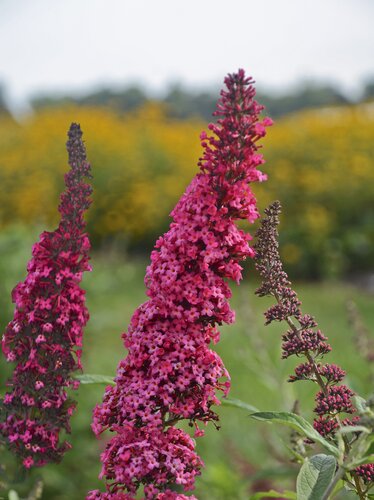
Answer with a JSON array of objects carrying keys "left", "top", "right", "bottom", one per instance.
[
  {"left": 74, "top": 374, "right": 115, "bottom": 386},
  {"left": 250, "top": 411, "right": 340, "bottom": 457},
  {"left": 250, "top": 489, "right": 297, "bottom": 499},
  {"left": 221, "top": 397, "right": 259, "bottom": 413}
]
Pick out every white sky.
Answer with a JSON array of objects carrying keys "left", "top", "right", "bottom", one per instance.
[{"left": 0, "top": 0, "right": 373, "bottom": 111}]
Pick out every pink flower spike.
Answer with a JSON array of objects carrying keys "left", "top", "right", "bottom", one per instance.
[
  {"left": 0, "top": 123, "right": 92, "bottom": 467},
  {"left": 91, "top": 70, "right": 271, "bottom": 497}
]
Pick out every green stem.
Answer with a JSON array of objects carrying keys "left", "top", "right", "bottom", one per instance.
[
  {"left": 321, "top": 465, "right": 345, "bottom": 500},
  {"left": 352, "top": 474, "right": 366, "bottom": 500}
]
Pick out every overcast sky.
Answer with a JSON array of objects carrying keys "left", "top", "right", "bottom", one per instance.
[{"left": 1, "top": 0, "right": 373, "bottom": 112}]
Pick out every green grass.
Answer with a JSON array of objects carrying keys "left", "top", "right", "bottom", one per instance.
[{"left": 0, "top": 230, "right": 373, "bottom": 499}]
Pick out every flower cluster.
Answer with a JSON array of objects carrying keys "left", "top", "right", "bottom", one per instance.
[
  {"left": 288, "top": 363, "right": 346, "bottom": 384},
  {"left": 88, "top": 426, "right": 201, "bottom": 500},
  {"left": 355, "top": 464, "right": 374, "bottom": 485},
  {"left": 90, "top": 70, "right": 272, "bottom": 498},
  {"left": 254, "top": 201, "right": 373, "bottom": 488},
  {"left": 0, "top": 123, "right": 92, "bottom": 467}
]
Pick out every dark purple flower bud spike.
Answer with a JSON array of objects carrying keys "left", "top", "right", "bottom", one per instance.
[{"left": 254, "top": 201, "right": 372, "bottom": 493}]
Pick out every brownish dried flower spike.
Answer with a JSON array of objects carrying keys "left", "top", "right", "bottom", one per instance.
[{"left": 254, "top": 201, "right": 373, "bottom": 491}]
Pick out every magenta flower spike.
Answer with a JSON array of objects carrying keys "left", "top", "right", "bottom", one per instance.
[
  {"left": 89, "top": 70, "right": 272, "bottom": 499},
  {"left": 0, "top": 123, "right": 92, "bottom": 468}
]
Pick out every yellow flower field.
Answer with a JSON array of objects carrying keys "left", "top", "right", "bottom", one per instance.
[{"left": 0, "top": 101, "right": 373, "bottom": 277}]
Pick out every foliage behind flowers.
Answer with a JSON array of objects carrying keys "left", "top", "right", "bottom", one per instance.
[
  {"left": 259, "top": 105, "right": 374, "bottom": 278},
  {"left": 0, "top": 102, "right": 373, "bottom": 277}
]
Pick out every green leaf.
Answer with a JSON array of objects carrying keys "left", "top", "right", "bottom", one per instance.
[
  {"left": 221, "top": 397, "right": 259, "bottom": 413},
  {"left": 250, "top": 489, "right": 297, "bottom": 499},
  {"left": 347, "top": 454, "right": 374, "bottom": 468},
  {"left": 336, "top": 431, "right": 345, "bottom": 465},
  {"left": 353, "top": 395, "right": 368, "bottom": 414},
  {"left": 250, "top": 412, "right": 340, "bottom": 457},
  {"left": 284, "top": 443, "right": 306, "bottom": 464},
  {"left": 366, "top": 436, "right": 374, "bottom": 450},
  {"left": 346, "top": 433, "right": 374, "bottom": 468},
  {"left": 296, "top": 454, "right": 336, "bottom": 500},
  {"left": 74, "top": 374, "right": 115, "bottom": 386},
  {"left": 330, "top": 479, "right": 345, "bottom": 497},
  {"left": 336, "top": 425, "right": 370, "bottom": 435}
]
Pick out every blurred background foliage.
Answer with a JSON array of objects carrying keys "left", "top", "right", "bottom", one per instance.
[{"left": 0, "top": 84, "right": 373, "bottom": 279}]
